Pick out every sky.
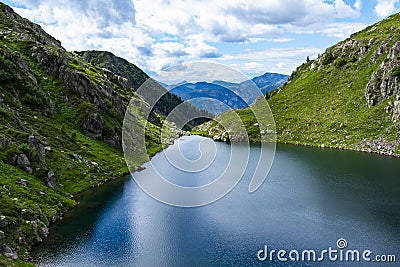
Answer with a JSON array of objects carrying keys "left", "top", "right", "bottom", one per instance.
[{"left": 3, "top": 0, "right": 400, "bottom": 81}]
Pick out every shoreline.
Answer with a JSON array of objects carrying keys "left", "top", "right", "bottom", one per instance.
[
  {"left": 277, "top": 140, "right": 400, "bottom": 158},
  {"left": 26, "top": 135, "right": 399, "bottom": 264},
  {"left": 27, "top": 135, "right": 186, "bottom": 264}
]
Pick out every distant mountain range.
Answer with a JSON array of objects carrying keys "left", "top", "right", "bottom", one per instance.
[{"left": 163, "top": 72, "right": 288, "bottom": 114}]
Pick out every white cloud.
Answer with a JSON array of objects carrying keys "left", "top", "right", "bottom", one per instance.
[
  {"left": 354, "top": 0, "right": 362, "bottom": 12},
  {"left": 5, "top": 0, "right": 368, "bottom": 77},
  {"left": 285, "top": 21, "right": 367, "bottom": 39},
  {"left": 374, "top": 0, "right": 400, "bottom": 17},
  {"left": 334, "top": 0, "right": 360, "bottom": 17},
  {"left": 218, "top": 47, "right": 322, "bottom": 75},
  {"left": 155, "top": 62, "right": 249, "bottom": 84}
]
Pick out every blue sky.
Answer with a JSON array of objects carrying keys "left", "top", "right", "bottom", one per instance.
[{"left": 3, "top": 0, "right": 400, "bottom": 80}]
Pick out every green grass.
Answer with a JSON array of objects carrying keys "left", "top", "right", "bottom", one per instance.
[
  {"left": 0, "top": 7, "right": 177, "bottom": 264},
  {"left": 196, "top": 13, "right": 400, "bottom": 156}
]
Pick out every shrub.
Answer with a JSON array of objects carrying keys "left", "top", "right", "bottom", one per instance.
[
  {"left": 349, "top": 55, "right": 358, "bottom": 63},
  {"left": 322, "top": 51, "right": 334, "bottom": 65},
  {"left": 18, "top": 143, "right": 39, "bottom": 163},
  {"left": 334, "top": 58, "right": 347, "bottom": 68},
  {"left": 391, "top": 66, "right": 400, "bottom": 77},
  {"left": 71, "top": 131, "right": 77, "bottom": 142},
  {"left": 0, "top": 56, "right": 17, "bottom": 82}
]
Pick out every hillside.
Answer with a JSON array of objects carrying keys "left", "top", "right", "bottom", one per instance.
[
  {"left": 168, "top": 73, "right": 288, "bottom": 114},
  {"left": 0, "top": 3, "right": 189, "bottom": 264},
  {"left": 76, "top": 51, "right": 210, "bottom": 126},
  {"left": 197, "top": 13, "right": 400, "bottom": 156}
]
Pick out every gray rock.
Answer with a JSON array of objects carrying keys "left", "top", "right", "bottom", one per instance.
[
  {"left": 366, "top": 40, "right": 400, "bottom": 109},
  {"left": 28, "top": 135, "right": 47, "bottom": 167},
  {"left": 28, "top": 135, "right": 38, "bottom": 149},
  {"left": 17, "top": 178, "right": 27, "bottom": 186},
  {"left": 47, "top": 170, "right": 56, "bottom": 189},
  {"left": 393, "top": 99, "right": 400, "bottom": 121},
  {"left": 0, "top": 230, "right": 5, "bottom": 252},
  {"left": 41, "top": 226, "right": 49, "bottom": 237},
  {"left": 81, "top": 112, "right": 104, "bottom": 139},
  {"left": 0, "top": 136, "right": 14, "bottom": 149},
  {"left": 4, "top": 246, "right": 18, "bottom": 259},
  {"left": 13, "top": 153, "right": 30, "bottom": 167}
]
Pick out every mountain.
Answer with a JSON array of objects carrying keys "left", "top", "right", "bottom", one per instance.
[
  {"left": 0, "top": 3, "right": 203, "bottom": 262},
  {"left": 250, "top": 72, "right": 289, "bottom": 94},
  {"left": 170, "top": 82, "right": 249, "bottom": 114},
  {"left": 196, "top": 13, "right": 400, "bottom": 156},
  {"left": 168, "top": 73, "right": 288, "bottom": 114},
  {"left": 76, "top": 51, "right": 210, "bottom": 127}
]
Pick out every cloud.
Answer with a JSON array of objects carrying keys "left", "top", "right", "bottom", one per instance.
[
  {"left": 354, "top": 0, "right": 362, "bottom": 12},
  {"left": 13, "top": 0, "right": 135, "bottom": 26},
  {"left": 286, "top": 22, "right": 367, "bottom": 38},
  {"left": 334, "top": 0, "right": 360, "bottom": 17},
  {"left": 219, "top": 47, "right": 322, "bottom": 75},
  {"left": 5, "top": 0, "right": 369, "bottom": 77},
  {"left": 155, "top": 62, "right": 249, "bottom": 84},
  {"left": 184, "top": 39, "right": 222, "bottom": 58},
  {"left": 374, "top": 0, "right": 400, "bottom": 17}
]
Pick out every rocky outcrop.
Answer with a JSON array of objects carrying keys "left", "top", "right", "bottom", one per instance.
[
  {"left": 81, "top": 112, "right": 104, "bottom": 139},
  {"left": 13, "top": 153, "right": 32, "bottom": 173},
  {"left": 0, "top": 136, "right": 14, "bottom": 149},
  {"left": 28, "top": 135, "right": 47, "bottom": 167},
  {"left": 366, "top": 40, "right": 400, "bottom": 110},
  {"left": 309, "top": 31, "right": 400, "bottom": 123},
  {"left": 393, "top": 95, "right": 400, "bottom": 121}
]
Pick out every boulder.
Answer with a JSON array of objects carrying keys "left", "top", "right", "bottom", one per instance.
[
  {"left": 4, "top": 246, "right": 18, "bottom": 259},
  {"left": 13, "top": 153, "right": 30, "bottom": 167},
  {"left": 0, "top": 136, "right": 14, "bottom": 149},
  {"left": 28, "top": 135, "right": 47, "bottom": 167},
  {"left": 47, "top": 170, "right": 56, "bottom": 190},
  {"left": 17, "top": 178, "right": 27, "bottom": 186},
  {"left": 81, "top": 112, "right": 104, "bottom": 139}
]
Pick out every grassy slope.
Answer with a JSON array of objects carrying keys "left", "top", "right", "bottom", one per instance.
[
  {"left": 0, "top": 3, "right": 174, "bottom": 265},
  {"left": 196, "top": 13, "right": 400, "bottom": 156},
  {"left": 268, "top": 14, "right": 400, "bottom": 153}
]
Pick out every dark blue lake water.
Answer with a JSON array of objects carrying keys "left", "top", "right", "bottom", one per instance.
[{"left": 33, "top": 136, "right": 400, "bottom": 266}]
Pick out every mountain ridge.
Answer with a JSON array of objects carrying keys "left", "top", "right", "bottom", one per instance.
[{"left": 167, "top": 72, "right": 288, "bottom": 114}]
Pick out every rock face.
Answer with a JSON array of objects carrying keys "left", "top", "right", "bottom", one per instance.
[
  {"left": 393, "top": 96, "right": 400, "bottom": 121},
  {"left": 366, "top": 40, "right": 400, "bottom": 114},
  {"left": 81, "top": 113, "right": 104, "bottom": 139}
]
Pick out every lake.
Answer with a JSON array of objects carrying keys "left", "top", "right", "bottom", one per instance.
[{"left": 32, "top": 136, "right": 400, "bottom": 266}]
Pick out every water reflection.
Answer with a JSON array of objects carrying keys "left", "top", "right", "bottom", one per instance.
[{"left": 33, "top": 139, "right": 400, "bottom": 266}]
